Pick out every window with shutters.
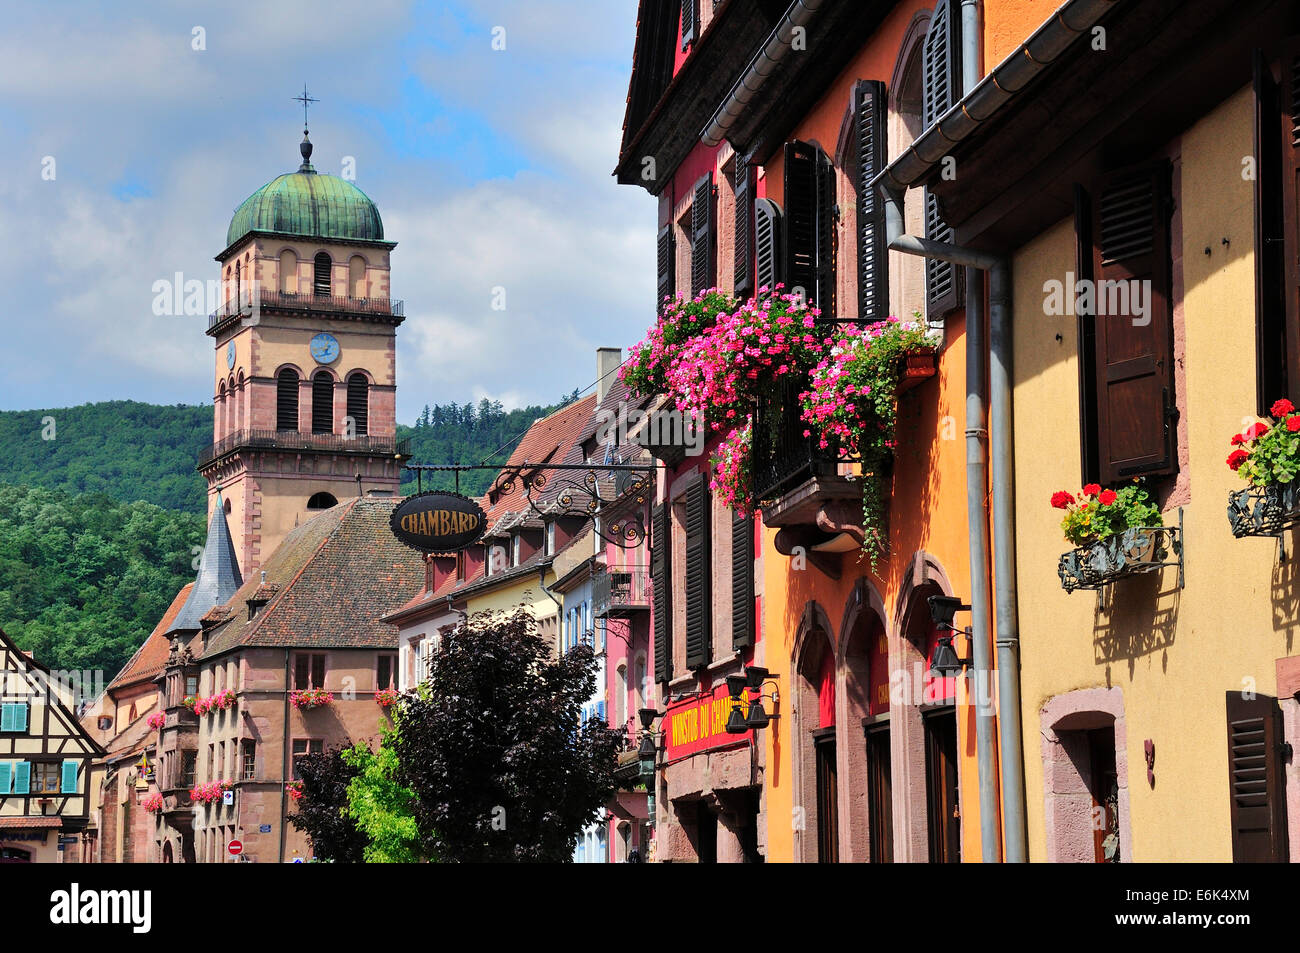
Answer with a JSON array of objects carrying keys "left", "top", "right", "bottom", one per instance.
[
  {"left": 783, "top": 140, "right": 836, "bottom": 316},
  {"left": 31, "top": 762, "right": 59, "bottom": 795},
  {"left": 920, "top": 0, "right": 963, "bottom": 322},
  {"left": 651, "top": 503, "right": 673, "bottom": 686},
  {"left": 680, "top": 0, "right": 697, "bottom": 50},
  {"left": 754, "top": 197, "right": 783, "bottom": 294},
  {"left": 1076, "top": 162, "right": 1177, "bottom": 485},
  {"left": 1226, "top": 691, "right": 1290, "bottom": 862},
  {"left": 346, "top": 372, "right": 370, "bottom": 436},
  {"left": 691, "top": 172, "right": 717, "bottom": 296},
  {"left": 294, "top": 653, "right": 327, "bottom": 691},
  {"left": 311, "top": 371, "right": 334, "bottom": 435},
  {"left": 276, "top": 368, "right": 299, "bottom": 431},
  {"left": 656, "top": 224, "right": 676, "bottom": 311},
  {"left": 0, "top": 702, "right": 29, "bottom": 733},
  {"left": 727, "top": 154, "right": 754, "bottom": 299},
  {"left": 731, "top": 511, "right": 755, "bottom": 650},
  {"left": 313, "top": 252, "right": 331, "bottom": 296},
  {"left": 1254, "top": 41, "right": 1300, "bottom": 413},
  {"left": 855, "top": 81, "right": 889, "bottom": 323},
  {"left": 683, "top": 478, "right": 712, "bottom": 671}
]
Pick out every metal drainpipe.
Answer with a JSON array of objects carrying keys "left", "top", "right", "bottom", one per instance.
[
  {"left": 279, "top": 647, "right": 290, "bottom": 863},
  {"left": 959, "top": 0, "right": 1000, "bottom": 865}
]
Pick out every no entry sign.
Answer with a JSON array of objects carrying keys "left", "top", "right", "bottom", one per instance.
[{"left": 228, "top": 840, "right": 243, "bottom": 856}]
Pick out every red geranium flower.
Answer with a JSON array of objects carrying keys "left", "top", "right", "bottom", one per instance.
[
  {"left": 1098, "top": 489, "right": 1118, "bottom": 505},
  {"left": 1288, "top": 417, "right": 1300, "bottom": 433},
  {"left": 1272, "top": 398, "right": 1295, "bottom": 418},
  {"left": 1247, "top": 422, "right": 1270, "bottom": 440},
  {"left": 1227, "top": 449, "right": 1249, "bottom": 471},
  {"left": 1230, "top": 432, "right": 1246, "bottom": 446},
  {"left": 1050, "top": 491, "right": 1074, "bottom": 509},
  {"left": 1082, "top": 483, "right": 1101, "bottom": 497}
]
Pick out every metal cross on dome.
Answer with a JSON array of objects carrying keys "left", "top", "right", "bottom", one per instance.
[{"left": 293, "top": 84, "right": 318, "bottom": 131}]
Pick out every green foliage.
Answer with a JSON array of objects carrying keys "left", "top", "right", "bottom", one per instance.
[
  {"left": 0, "top": 484, "right": 203, "bottom": 676},
  {"left": 288, "top": 747, "right": 369, "bottom": 863},
  {"left": 0, "top": 401, "right": 210, "bottom": 511},
  {"left": 1055, "top": 484, "right": 1163, "bottom": 548},
  {"left": 342, "top": 727, "right": 424, "bottom": 863},
  {"left": 1230, "top": 408, "right": 1300, "bottom": 487}
]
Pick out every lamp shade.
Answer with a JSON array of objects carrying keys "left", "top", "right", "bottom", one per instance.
[
  {"left": 725, "top": 701, "right": 749, "bottom": 734},
  {"left": 745, "top": 700, "right": 770, "bottom": 730},
  {"left": 929, "top": 635, "right": 964, "bottom": 677}
]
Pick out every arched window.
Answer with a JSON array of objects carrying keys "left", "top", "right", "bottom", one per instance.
[
  {"left": 346, "top": 372, "right": 369, "bottom": 436},
  {"left": 616, "top": 663, "right": 628, "bottom": 729},
  {"left": 234, "top": 372, "right": 245, "bottom": 433},
  {"left": 217, "top": 381, "right": 227, "bottom": 437},
  {"left": 312, "top": 371, "right": 334, "bottom": 434},
  {"left": 280, "top": 249, "right": 298, "bottom": 294},
  {"left": 277, "top": 368, "right": 300, "bottom": 431},
  {"left": 889, "top": 14, "right": 930, "bottom": 322},
  {"left": 307, "top": 492, "right": 337, "bottom": 510},
  {"left": 313, "top": 252, "right": 331, "bottom": 297},
  {"left": 234, "top": 260, "right": 241, "bottom": 308},
  {"left": 348, "top": 255, "right": 366, "bottom": 298}
]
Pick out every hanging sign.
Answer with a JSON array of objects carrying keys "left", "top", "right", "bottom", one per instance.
[{"left": 390, "top": 491, "right": 487, "bottom": 553}]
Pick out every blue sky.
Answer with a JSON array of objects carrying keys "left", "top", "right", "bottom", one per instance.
[{"left": 0, "top": 0, "right": 652, "bottom": 421}]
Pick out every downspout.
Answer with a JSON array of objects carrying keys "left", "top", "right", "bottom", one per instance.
[
  {"left": 959, "top": 0, "right": 1000, "bottom": 865},
  {"left": 279, "top": 647, "right": 290, "bottom": 864}
]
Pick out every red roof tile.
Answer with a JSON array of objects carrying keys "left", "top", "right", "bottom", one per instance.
[
  {"left": 107, "top": 583, "right": 195, "bottom": 691},
  {"left": 0, "top": 817, "right": 62, "bottom": 829}
]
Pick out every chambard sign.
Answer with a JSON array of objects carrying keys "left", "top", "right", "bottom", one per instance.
[{"left": 390, "top": 491, "right": 487, "bottom": 553}]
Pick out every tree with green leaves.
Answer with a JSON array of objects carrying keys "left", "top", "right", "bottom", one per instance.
[
  {"left": 342, "top": 726, "right": 424, "bottom": 863},
  {"left": 288, "top": 747, "right": 368, "bottom": 863}
]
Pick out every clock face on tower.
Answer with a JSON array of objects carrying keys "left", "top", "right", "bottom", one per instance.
[
  {"left": 226, "top": 341, "right": 236, "bottom": 369},
  {"left": 310, "top": 332, "right": 340, "bottom": 365}
]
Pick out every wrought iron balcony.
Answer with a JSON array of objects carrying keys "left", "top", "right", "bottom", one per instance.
[
  {"left": 207, "top": 289, "right": 404, "bottom": 330},
  {"left": 198, "top": 429, "right": 411, "bottom": 468},
  {"left": 592, "top": 565, "right": 652, "bottom": 617}
]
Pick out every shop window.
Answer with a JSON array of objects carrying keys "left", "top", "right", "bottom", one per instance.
[
  {"left": 866, "top": 723, "right": 893, "bottom": 863},
  {"left": 815, "top": 731, "right": 839, "bottom": 863},
  {"left": 923, "top": 708, "right": 960, "bottom": 863}
]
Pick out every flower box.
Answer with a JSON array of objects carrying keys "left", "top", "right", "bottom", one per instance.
[
  {"left": 897, "top": 348, "right": 938, "bottom": 394},
  {"left": 1057, "top": 522, "right": 1183, "bottom": 592},
  {"left": 146, "top": 711, "right": 166, "bottom": 731},
  {"left": 290, "top": 688, "right": 334, "bottom": 711},
  {"left": 189, "top": 780, "right": 234, "bottom": 805},
  {"left": 375, "top": 689, "right": 400, "bottom": 709},
  {"left": 1227, "top": 482, "right": 1300, "bottom": 538},
  {"left": 142, "top": 793, "right": 165, "bottom": 814},
  {"left": 210, "top": 689, "right": 237, "bottom": 712},
  {"left": 181, "top": 695, "right": 197, "bottom": 711}
]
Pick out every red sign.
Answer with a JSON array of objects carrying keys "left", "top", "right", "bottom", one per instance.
[
  {"left": 228, "top": 840, "right": 243, "bottom": 856},
  {"left": 663, "top": 681, "right": 751, "bottom": 761}
]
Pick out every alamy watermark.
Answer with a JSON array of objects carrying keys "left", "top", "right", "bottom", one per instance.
[
  {"left": 594, "top": 402, "right": 705, "bottom": 458},
  {"left": 1042, "top": 271, "right": 1152, "bottom": 326}
]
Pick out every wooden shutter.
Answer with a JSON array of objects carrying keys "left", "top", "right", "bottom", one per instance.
[
  {"left": 312, "top": 655, "right": 326, "bottom": 689},
  {"left": 657, "top": 224, "right": 676, "bottom": 310},
  {"left": 652, "top": 503, "right": 673, "bottom": 686},
  {"left": 684, "top": 479, "right": 712, "bottom": 670},
  {"left": 784, "top": 141, "right": 834, "bottom": 311},
  {"left": 347, "top": 374, "right": 369, "bottom": 436},
  {"left": 691, "top": 172, "right": 716, "bottom": 295},
  {"left": 1090, "top": 163, "right": 1175, "bottom": 482},
  {"left": 294, "top": 655, "right": 309, "bottom": 690},
  {"left": 61, "top": 760, "right": 78, "bottom": 794},
  {"left": 922, "top": 0, "right": 963, "bottom": 320},
  {"left": 856, "top": 80, "right": 888, "bottom": 323},
  {"left": 0, "top": 703, "right": 11, "bottom": 732},
  {"left": 311, "top": 373, "right": 334, "bottom": 435},
  {"left": 816, "top": 148, "right": 837, "bottom": 318},
  {"left": 13, "top": 762, "right": 29, "bottom": 795},
  {"left": 1264, "top": 41, "right": 1300, "bottom": 411},
  {"left": 734, "top": 155, "right": 753, "bottom": 298},
  {"left": 755, "top": 198, "right": 783, "bottom": 294},
  {"left": 1074, "top": 185, "right": 1102, "bottom": 485},
  {"left": 1225, "top": 691, "right": 1290, "bottom": 862},
  {"left": 731, "top": 512, "right": 755, "bottom": 650},
  {"left": 0, "top": 762, "right": 9, "bottom": 795},
  {"left": 681, "top": 0, "right": 696, "bottom": 49},
  {"left": 277, "top": 369, "right": 299, "bottom": 432}
]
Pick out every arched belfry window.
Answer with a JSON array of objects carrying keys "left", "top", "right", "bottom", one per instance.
[
  {"left": 313, "top": 252, "right": 331, "bottom": 297},
  {"left": 277, "top": 368, "right": 299, "bottom": 431},
  {"left": 307, "top": 492, "right": 337, "bottom": 510},
  {"left": 347, "top": 372, "right": 369, "bottom": 436},
  {"left": 349, "top": 255, "right": 366, "bottom": 298},
  {"left": 234, "top": 260, "right": 241, "bottom": 307},
  {"left": 280, "top": 249, "right": 298, "bottom": 294},
  {"left": 312, "top": 372, "right": 334, "bottom": 434}
]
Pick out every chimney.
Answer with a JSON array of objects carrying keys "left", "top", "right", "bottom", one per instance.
[{"left": 596, "top": 347, "right": 621, "bottom": 405}]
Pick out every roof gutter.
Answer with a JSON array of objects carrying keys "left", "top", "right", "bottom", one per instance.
[
  {"left": 700, "top": 0, "right": 828, "bottom": 147},
  {"left": 869, "top": 0, "right": 1118, "bottom": 867}
]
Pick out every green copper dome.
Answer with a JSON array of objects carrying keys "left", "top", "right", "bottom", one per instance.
[{"left": 225, "top": 135, "right": 384, "bottom": 248}]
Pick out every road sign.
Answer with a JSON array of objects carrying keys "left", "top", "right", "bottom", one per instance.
[
  {"left": 228, "top": 840, "right": 243, "bottom": 856},
  {"left": 222, "top": 790, "right": 235, "bottom": 806},
  {"left": 259, "top": 824, "right": 272, "bottom": 834}
]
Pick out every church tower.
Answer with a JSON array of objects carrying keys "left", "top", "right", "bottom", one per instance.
[{"left": 200, "top": 124, "right": 406, "bottom": 575}]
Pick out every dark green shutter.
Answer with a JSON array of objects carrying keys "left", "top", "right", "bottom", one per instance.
[
  {"left": 922, "top": 0, "right": 963, "bottom": 320},
  {"left": 783, "top": 141, "right": 835, "bottom": 313},
  {"left": 1226, "top": 691, "right": 1289, "bottom": 862},
  {"left": 731, "top": 512, "right": 755, "bottom": 650},
  {"left": 856, "top": 80, "right": 888, "bottom": 323},
  {"left": 734, "top": 155, "right": 753, "bottom": 298},
  {"left": 657, "top": 224, "right": 676, "bottom": 311},
  {"left": 691, "top": 172, "right": 716, "bottom": 295},
  {"left": 652, "top": 503, "right": 673, "bottom": 686},
  {"left": 684, "top": 479, "right": 712, "bottom": 670},
  {"left": 754, "top": 198, "right": 783, "bottom": 294}
]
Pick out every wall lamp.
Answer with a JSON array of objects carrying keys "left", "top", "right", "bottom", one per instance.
[
  {"left": 927, "top": 595, "right": 973, "bottom": 678},
  {"left": 725, "top": 666, "right": 781, "bottom": 733}
]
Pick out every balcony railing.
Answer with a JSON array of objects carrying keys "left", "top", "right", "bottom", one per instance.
[
  {"left": 198, "top": 429, "right": 411, "bottom": 468},
  {"left": 751, "top": 375, "right": 841, "bottom": 505},
  {"left": 592, "top": 565, "right": 651, "bottom": 617},
  {"left": 208, "top": 289, "right": 404, "bottom": 329}
]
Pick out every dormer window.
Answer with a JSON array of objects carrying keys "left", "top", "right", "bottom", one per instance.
[
  {"left": 512, "top": 534, "right": 521, "bottom": 567},
  {"left": 546, "top": 522, "right": 556, "bottom": 555}
]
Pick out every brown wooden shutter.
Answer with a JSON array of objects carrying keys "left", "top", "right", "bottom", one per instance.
[
  {"left": 1225, "top": 690, "right": 1290, "bottom": 862},
  {"left": 922, "top": 0, "right": 963, "bottom": 320},
  {"left": 691, "top": 173, "right": 717, "bottom": 296},
  {"left": 856, "top": 80, "right": 888, "bottom": 323},
  {"left": 652, "top": 503, "right": 672, "bottom": 686},
  {"left": 657, "top": 223, "right": 676, "bottom": 311},
  {"left": 1090, "top": 162, "right": 1176, "bottom": 482},
  {"left": 731, "top": 512, "right": 754, "bottom": 650},
  {"left": 816, "top": 148, "right": 837, "bottom": 318},
  {"left": 1269, "top": 41, "right": 1300, "bottom": 409},
  {"left": 684, "top": 479, "right": 712, "bottom": 670},
  {"left": 755, "top": 198, "right": 783, "bottom": 294},
  {"left": 734, "top": 155, "right": 753, "bottom": 299},
  {"left": 784, "top": 141, "right": 834, "bottom": 311},
  {"left": 681, "top": 0, "right": 696, "bottom": 50}
]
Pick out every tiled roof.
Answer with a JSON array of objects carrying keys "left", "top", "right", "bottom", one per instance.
[
  {"left": 107, "top": 584, "right": 195, "bottom": 691},
  {"left": 481, "top": 395, "right": 597, "bottom": 523},
  {"left": 201, "top": 498, "right": 425, "bottom": 656},
  {"left": 201, "top": 605, "right": 234, "bottom": 626},
  {"left": 170, "top": 493, "right": 243, "bottom": 633},
  {"left": 0, "top": 817, "right": 62, "bottom": 830}
]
